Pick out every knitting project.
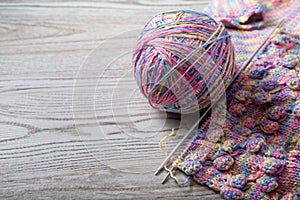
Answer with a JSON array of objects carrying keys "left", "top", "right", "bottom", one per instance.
[{"left": 173, "top": 0, "right": 300, "bottom": 199}]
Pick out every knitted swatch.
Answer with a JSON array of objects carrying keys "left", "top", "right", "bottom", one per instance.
[{"left": 173, "top": 1, "right": 300, "bottom": 199}]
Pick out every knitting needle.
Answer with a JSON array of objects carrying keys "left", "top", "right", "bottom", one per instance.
[{"left": 157, "top": 19, "right": 285, "bottom": 183}]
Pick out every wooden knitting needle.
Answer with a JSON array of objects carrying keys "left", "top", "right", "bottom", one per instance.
[{"left": 157, "top": 19, "right": 285, "bottom": 184}]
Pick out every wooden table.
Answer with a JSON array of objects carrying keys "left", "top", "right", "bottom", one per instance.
[{"left": 0, "top": 1, "right": 221, "bottom": 199}]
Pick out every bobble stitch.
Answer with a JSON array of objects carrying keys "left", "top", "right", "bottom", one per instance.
[
  {"left": 271, "top": 34, "right": 293, "bottom": 46},
  {"left": 229, "top": 174, "right": 248, "bottom": 190},
  {"left": 252, "top": 92, "right": 272, "bottom": 105},
  {"left": 262, "top": 79, "right": 281, "bottom": 93},
  {"left": 287, "top": 78, "right": 300, "bottom": 91},
  {"left": 246, "top": 137, "right": 265, "bottom": 153},
  {"left": 235, "top": 90, "right": 251, "bottom": 102},
  {"left": 260, "top": 119, "right": 279, "bottom": 134},
  {"left": 249, "top": 65, "right": 267, "bottom": 79},
  {"left": 179, "top": 159, "right": 202, "bottom": 175},
  {"left": 258, "top": 54, "right": 280, "bottom": 67},
  {"left": 206, "top": 174, "right": 222, "bottom": 191},
  {"left": 282, "top": 54, "right": 299, "bottom": 69},
  {"left": 255, "top": 59, "right": 265, "bottom": 66},
  {"left": 268, "top": 106, "right": 287, "bottom": 122},
  {"left": 220, "top": 185, "right": 244, "bottom": 200},
  {"left": 262, "top": 157, "right": 286, "bottom": 175},
  {"left": 222, "top": 140, "right": 239, "bottom": 153},
  {"left": 243, "top": 117, "right": 256, "bottom": 129},
  {"left": 242, "top": 80, "right": 261, "bottom": 92},
  {"left": 213, "top": 155, "right": 235, "bottom": 171},
  {"left": 256, "top": 176, "right": 278, "bottom": 193}
]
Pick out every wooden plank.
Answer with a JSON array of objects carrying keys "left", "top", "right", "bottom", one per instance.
[{"left": 0, "top": 0, "right": 222, "bottom": 199}]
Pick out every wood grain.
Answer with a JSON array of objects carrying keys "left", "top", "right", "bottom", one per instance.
[{"left": 0, "top": 1, "right": 222, "bottom": 199}]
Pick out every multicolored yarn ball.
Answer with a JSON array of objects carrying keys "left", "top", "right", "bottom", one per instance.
[{"left": 132, "top": 10, "right": 235, "bottom": 114}]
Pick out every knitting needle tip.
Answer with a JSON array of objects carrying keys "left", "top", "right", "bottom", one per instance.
[
  {"left": 161, "top": 172, "right": 170, "bottom": 184},
  {"left": 154, "top": 168, "right": 162, "bottom": 175}
]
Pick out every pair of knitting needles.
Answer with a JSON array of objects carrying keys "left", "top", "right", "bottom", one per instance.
[{"left": 155, "top": 19, "right": 286, "bottom": 184}]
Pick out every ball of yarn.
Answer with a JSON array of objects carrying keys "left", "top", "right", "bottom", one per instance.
[{"left": 132, "top": 10, "right": 235, "bottom": 114}]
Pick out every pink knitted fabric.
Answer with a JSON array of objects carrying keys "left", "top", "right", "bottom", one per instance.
[
  {"left": 205, "top": 0, "right": 266, "bottom": 30},
  {"left": 205, "top": 0, "right": 300, "bottom": 69}
]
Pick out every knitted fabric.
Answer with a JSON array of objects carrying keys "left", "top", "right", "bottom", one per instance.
[
  {"left": 205, "top": 0, "right": 300, "bottom": 69},
  {"left": 173, "top": 1, "right": 300, "bottom": 199},
  {"left": 205, "top": 0, "right": 266, "bottom": 30}
]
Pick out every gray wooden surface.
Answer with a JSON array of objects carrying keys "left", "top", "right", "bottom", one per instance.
[{"left": 0, "top": 1, "right": 222, "bottom": 199}]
